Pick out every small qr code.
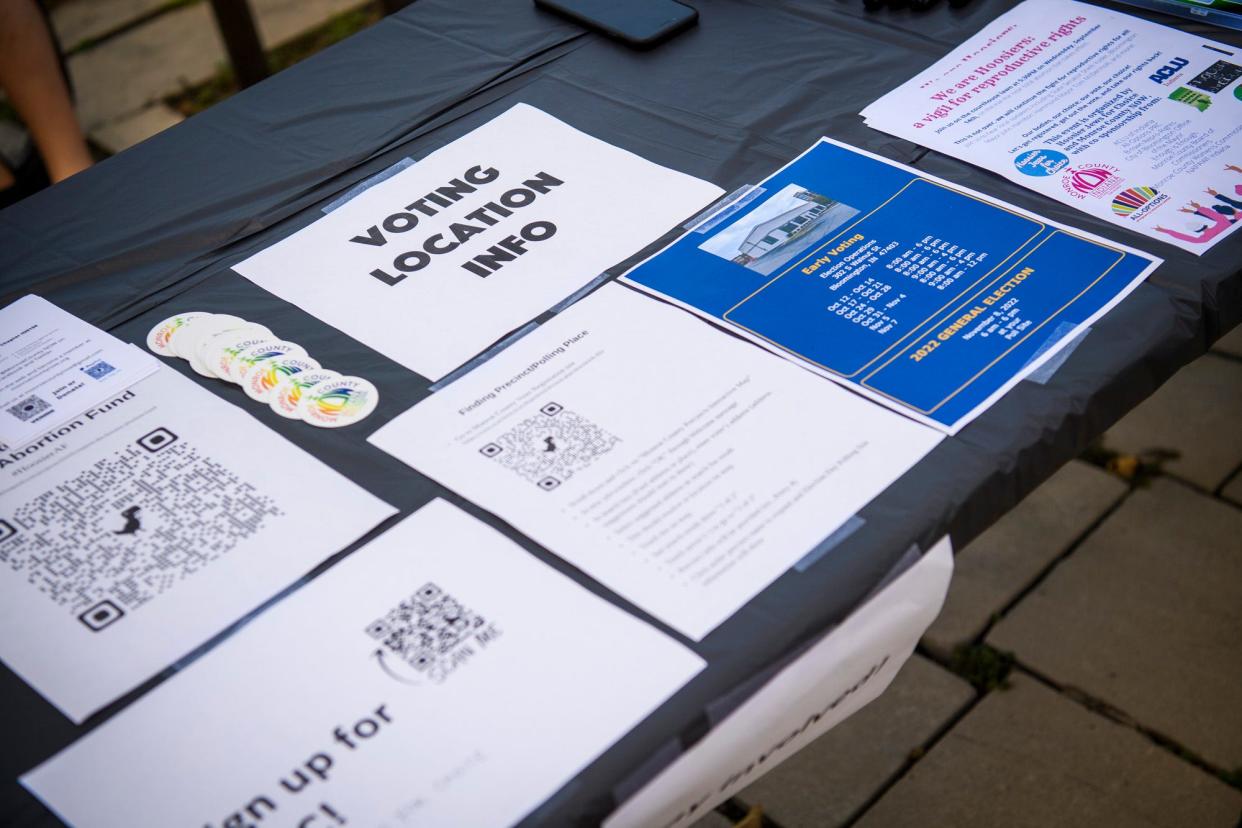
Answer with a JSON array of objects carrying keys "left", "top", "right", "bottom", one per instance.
[
  {"left": 0, "top": 433, "right": 283, "bottom": 625},
  {"left": 7, "top": 395, "right": 52, "bottom": 423},
  {"left": 366, "top": 582, "right": 489, "bottom": 682},
  {"left": 479, "top": 402, "right": 619, "bottom": 490},
  {"left": 82, "top": 360, "right": 116, "bottom": 380}
]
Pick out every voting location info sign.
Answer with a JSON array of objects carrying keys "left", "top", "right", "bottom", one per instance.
[{"left": 234, "top": 104, "right": 723, "bottom": 381}]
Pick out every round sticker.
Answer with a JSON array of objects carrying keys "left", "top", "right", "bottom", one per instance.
[
  {"left": 245, "top": 356, "right": 321, "bottom": 402},
  {"left": 146, "top": 312, "right": 208, "bottom": 357},
  {"left": 201, "top": 326, "right": 274, "bottom": 382},
  {"left": 233, "top": 340, "right": 308, "bottom": 382},
  {"left": 174, "top": 314, "right": 248, "bottom": 377},
  {"left": 171, "top": 314, "right": 244, "bottom": 359},
  {"left": 1012, "top": 148, "right": 1070, "bottom": 177},
  {"left": 298, "top": 376, "right": 379, "bottom": 428},
  {"left": 270, "top": 369, "right": 340, "bottom": 419}
]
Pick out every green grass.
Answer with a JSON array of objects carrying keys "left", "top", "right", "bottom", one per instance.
[
  {"left": 167, "top": 3, "right": 383, "bottom": 117},
  {"left": 948, "top": 643, "right": 1015, "bottom": 692}
]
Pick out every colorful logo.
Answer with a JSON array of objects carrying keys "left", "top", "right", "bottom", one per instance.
[
  {"left": 1061, "top": 164, "right": 1122, "bottom": 200},
  {"left": 1169, "top": 87, "right": 1212, "bottom": 112},
  {"left": 1014, "top": 148, "right": 1070, "bottom": 177},
  {"left": 1111, "top": 186, "right": 1168, "bottom": 221},
  {"left": 305, "top": 382, "right": 371, "bottom": 423}
]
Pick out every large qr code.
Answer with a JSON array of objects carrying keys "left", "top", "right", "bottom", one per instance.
[
  {"left": 365, "top": 583, "right": 488, "bottom": 681},
  {"left": 7, "top": 394, "right": 51, "bottom": 423},
  {"left": 478, "top": 402, "right": 619, "bottom": 491},
  {"left": 0, "top": 428, "right": 282, "bottom": 630}
]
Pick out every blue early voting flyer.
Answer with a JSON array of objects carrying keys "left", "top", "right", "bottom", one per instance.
[{"left": 621, "top": 139, "right": 1162, "bottom": 433}]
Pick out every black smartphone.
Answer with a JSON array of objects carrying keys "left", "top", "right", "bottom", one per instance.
[{"left": 534, "top": 0, "right": 698, "bottom": 48}]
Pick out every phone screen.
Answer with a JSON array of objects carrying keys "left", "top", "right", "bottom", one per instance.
[{"left": 539, "top": 0, "right": 696, "bottom": 42}]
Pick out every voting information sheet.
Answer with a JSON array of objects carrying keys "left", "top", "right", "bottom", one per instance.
[
  {"left": 368, "top": 284, "right": 943, "bottom": 640},
  {"left": 24, "top": 499, "right": 705, "bottom": 828},
  {"left": 0, "top": 296, "right": 159, "bottom": 448},
  {"left": 234, "top": 103, "right": 724, "bottom": 380},
  {"left": 621, "top": 139, "right": 1160, "bottom": 432},
  {"left": 0, "top": 367, "right": 395, "bottom": 721},
  {"left": 861, "top": 0, "right": 1242, "bottom": 254}
]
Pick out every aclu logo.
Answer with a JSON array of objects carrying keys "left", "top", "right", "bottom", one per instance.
[{"left": 1149, "top": 57, "right": 1188, "bottom": 85}]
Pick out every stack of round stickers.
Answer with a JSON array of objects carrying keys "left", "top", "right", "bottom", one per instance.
[{"left": 146, "top": 312, "right": 379, "bottom": 428}]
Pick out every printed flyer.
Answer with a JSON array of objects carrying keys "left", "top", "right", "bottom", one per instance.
[
  {"left": 0, "top": 367, "right": 395, "bottom": 722},
  {"left": 24, "top": 500, "right": 705, "bottom": 828},
  {"left": 368, "top": 284, "right": 942, "bottom": 640},
  {"left": 621, "top": 139, "right": 1160, "bottom": 432},
  {"left": 861, "top": 0, "right": 1242, "bottom": 254},
  {"left": 0, "top": 296, "right": 159, "bottom": 448},
  {"left": 234, "top": 103, "right": 723, "bottom": 380}
]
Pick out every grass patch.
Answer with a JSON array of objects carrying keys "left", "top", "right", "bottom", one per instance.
[
  {"left": 949, "top": 643, "right": 1014, "bottom": 692},
  {"left": 167, "top": 2, "right": 383, "bottom": 117}
]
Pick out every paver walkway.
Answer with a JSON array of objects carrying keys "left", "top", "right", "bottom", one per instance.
[
  {"left": 697, "top": 328, "right": 1242, "bottom": 827},
  {"left": 47, "top": 0, "right": 372, "bottom": 154}
]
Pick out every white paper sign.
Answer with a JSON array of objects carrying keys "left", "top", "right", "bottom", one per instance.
[
  {"left": 606, "top": 537, "right": 954, "bottom": 828},
  {"left": 0, "top": 295, "right": 159, "bottom": 447},
  {"left": 861, "top": 0, "right": 1242, "bottom": 254},
  {"left": 234, "top": 103, "right": 724, "bottom": 379},
  {"left": 24, "top": 499, "right": 705, "bottom": 828},
  {"left": 369, "top": 284, "right": 943, "bottom": 640},
  {"left": 0, "top": 366, "right": 395, "bottom": 722}
]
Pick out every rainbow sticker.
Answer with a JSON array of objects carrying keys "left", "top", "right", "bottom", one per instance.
[
  {"left": 270, "top": 369, "right": 340, "bottom": 419},
  {"left": 245, "top": 355, "right": 321, "bottom": 402},
  {"left": 233, "top": 340, "right": 308, "bottom": 382},
  {"left": 297, "top": 376, "right": 379, "bottom": 428},
  {"left": 211, "top": 332, "right": 276, "bottom": 382},
  {"left": 146, "top": 312, "right": 208, "bottom": 357},
  {"left": 1111, "top": 186, "right": 1159, "bottom": 217}
]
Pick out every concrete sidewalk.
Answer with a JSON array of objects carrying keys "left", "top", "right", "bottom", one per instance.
[{"left": 699, "top": 326, "right": 1242, "bottom": 828}]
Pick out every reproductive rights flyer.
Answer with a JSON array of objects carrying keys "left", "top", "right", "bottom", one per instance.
[
  {"left": 368, "top": 284, "right": 942, "bottom": 641},
  {"left": 0, "top": 366, "right": 395, "bottom": 722},
  {"left": 234, "top": 103, "right": 723, "bottom": 380},
  {"left": 24, "top": 499, "right": 705, "bottom": 828},
  {"left": 860, "top": 0, "right": 1242, "bottom": 254},
  {"left": 621, "top": 139, "right": 1160, "bottom": 432}
]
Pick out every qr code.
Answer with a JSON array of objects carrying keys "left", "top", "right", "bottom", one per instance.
[
  {"left": 479, "top": 402, "right": 619, "bottom": 491},
  {"left": 0, "top": 431, "right": 282, "bottom": 628},
  {"left": 365, "top": 582, "right": 488, "bottom": 681},
  {"left": 7, "top": 394, "right": 51, "bottom": 423},
  {"left": 81, "top": 360, "right": 116, "bottom": 380}
]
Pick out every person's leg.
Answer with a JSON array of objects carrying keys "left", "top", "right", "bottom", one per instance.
[{"left": 0, "top": 0, "right": 92, "bottom": 183}]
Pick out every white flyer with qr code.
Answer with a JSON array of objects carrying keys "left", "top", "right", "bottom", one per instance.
[
  {"left": 0, "top": 365, "right": 395, "bottom": 722},
  {"left": 23, "top": 499, "right": 705, "bottom": 828},
  {"left": 0, "top": 295, "right": 159, "bottom": 448},
  {"left": 369, "top": 284, "right": 943, "bottom": 640}
]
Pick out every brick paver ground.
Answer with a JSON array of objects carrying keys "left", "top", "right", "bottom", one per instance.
[
  {"left": 702, "top": 341, "right": 1242, "bottom": 827},
  {"left": 48, "top": 0, "right": 370, "bottom": 152},
  {"left": 736, "top": 656, "right": 972, "bottom": 827}
]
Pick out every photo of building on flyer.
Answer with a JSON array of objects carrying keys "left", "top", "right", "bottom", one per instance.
[{"left": 699, "top": 183, "right": 861, "bottom": 275}]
